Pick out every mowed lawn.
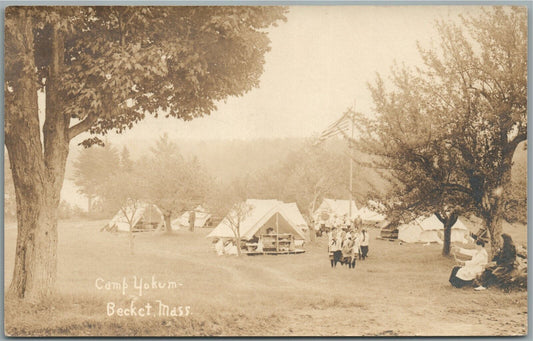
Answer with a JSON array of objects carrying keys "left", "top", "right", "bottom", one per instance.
[{"left": 4, "top": 219, "right": 528, "bottom": 336}]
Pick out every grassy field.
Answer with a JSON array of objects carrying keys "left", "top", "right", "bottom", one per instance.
[{"left": 4, "top": 219, "right": 528, "bottom": 336}]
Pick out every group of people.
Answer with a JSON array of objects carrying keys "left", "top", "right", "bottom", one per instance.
[
  {"left": 449, "top": 232, "right": 519, "bottom": 290},
  {"left": 328, "top": 226, "right": 369, "bottom": 269}
]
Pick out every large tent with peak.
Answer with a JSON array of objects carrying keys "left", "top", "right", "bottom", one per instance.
[
  {"left": 398, "top": 214, "right": 469, "bottom": 244},
  {"left": 105, "top": 203, "right": 166, "bottom": 232},
  {"left": 207, "top": 199, "right": 307, "bottom": 242},
  {"left": 313, "top": 198, "right": 358, "bottom": 229},
  {"left": 171, "top": 205, "right": 212, "bottom": 230},
  {"left": 282, "top": 202, "right": 310, "bottom": 233}
]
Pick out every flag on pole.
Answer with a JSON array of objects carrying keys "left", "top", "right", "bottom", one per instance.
[{"left": 314, "top": 110, "right": 354, "bottom": 145}]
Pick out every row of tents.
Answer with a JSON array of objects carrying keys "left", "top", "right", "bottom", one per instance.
[
  {"left": 105, "top": 203, "right": 212, "bottom": 232},
  {"left": 312, "top": 198, "right": 471, "bottom": 244},
  {"left": 103, "top": 198, "right": 471, "bottom": 246},
  {"left": 313, "top": 198, "right": 386, "bottom": 229}
]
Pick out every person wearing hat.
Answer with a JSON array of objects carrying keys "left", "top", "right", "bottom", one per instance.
[{"left": 360, "top": 228, "right": 369, "bottom": 260}]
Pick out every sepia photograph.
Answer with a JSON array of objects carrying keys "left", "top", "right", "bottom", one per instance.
[{"left": 3, "top": 3, "right": 528, "bottom": 337}]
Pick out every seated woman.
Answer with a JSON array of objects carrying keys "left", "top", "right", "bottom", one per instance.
[
  {"left": 478, "top": 233, "right": 517, "bottom": 289},
  {"left": 449, "top": 239, "right": 488, "bottom": 288}
]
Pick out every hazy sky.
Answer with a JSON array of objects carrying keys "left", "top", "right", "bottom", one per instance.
[
  {"left": 70, "top": 5, "right": 483, "bottom": 146},
  {"left": 63, "top": 5, "right": 485, "bottom": 209}
]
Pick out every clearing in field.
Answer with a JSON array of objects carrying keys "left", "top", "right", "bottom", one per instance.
[{"left": 4, "top": 219, "right": 528, "bottom": 336}]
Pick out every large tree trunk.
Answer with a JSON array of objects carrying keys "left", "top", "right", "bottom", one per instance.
[
  {"left": 482, "top": 151, "right": 515, "bottom": 254},
  {"left": 5, "top": 18, "right": 68, "bottom": 300}
]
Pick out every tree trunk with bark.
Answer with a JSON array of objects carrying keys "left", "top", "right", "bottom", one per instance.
[
  {"left": 189, "top": 211, "right": 196, "bottom": 232},
  {"left": 6, "top": 19, "right": 68, "bottom": 300},
  {"left": 235, "top": 221, "right": 242, "bottom": 256},
  {"left": 307, "top": 194, "right": 320, "bottom": 243},
  {"left": 482, "top": 150, "right": 515, "bottom": 254},
  {"left": 435, "top": 211, "right": 458, "bottom": 257},
  {"left": 164, "top": 214, "right": 172, "bottom": 234},
  {"left": 442, "top": 215, "right": 458, "bottom": 256}
]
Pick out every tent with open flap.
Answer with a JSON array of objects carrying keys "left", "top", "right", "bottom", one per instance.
[{"left": 207, "top": 199, "right": 307, "bottom": 243}]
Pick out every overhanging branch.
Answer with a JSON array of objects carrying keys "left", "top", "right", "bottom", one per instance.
[{"left": 68, "top": 113, "right": 98, "bottom": 140}]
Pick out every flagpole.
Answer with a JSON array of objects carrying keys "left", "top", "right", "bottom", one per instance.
[{"left": 349, "top": 101, "right": 355, "bottom": 220}]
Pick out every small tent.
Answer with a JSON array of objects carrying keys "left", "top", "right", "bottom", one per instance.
[
  {"left": 357, "top": 206, "right": 386, "bottom": 227},
  {"left": 171, "top": 205, "right": 212, "bottom": 230},
  {"left": 313, "top": 199, "right": 358, "bottom": 229},
  {"left": 207, "top": 199, "right": 307, "bottom": 242},
  {"left": 106, "top": 203, "right": 165, "bottom": 232},
  {"left": 398, "top": 214, "right": 469, "bottom": 244}
]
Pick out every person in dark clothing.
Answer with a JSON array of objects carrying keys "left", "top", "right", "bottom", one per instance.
[
  {"left": 359, "top": 229, "right": 369, "bottom": 260},
  {"left": 479, "top": 233, "right": 517, "bottom": 288},
  {"left": 493, "top": 233, "right": 517, "bottom": 269}
]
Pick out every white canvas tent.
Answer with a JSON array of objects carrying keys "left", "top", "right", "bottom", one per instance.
[
  {"left": 207, "top": 199, "right": 307, "bottom": 242},
  {"left": 313, "top": 199, "right": 358, "bottom": 229},
  {"left": 107, "top": 203, "right": 166, "bottom": 232},
  {"left": 357, "top": 206, "right": 386, "bottom": 226},
  {"left": 281, "top": 203, "right": 309, "bottom": 232},
  {"left": 398, "top": 214, "right": 469, "bottom": 244},
  {"left": 171, "top": 205, "right": 212, "bottom": 230},
  {"left": 280, "top": 202, "right": 309, "bottom": 244}
]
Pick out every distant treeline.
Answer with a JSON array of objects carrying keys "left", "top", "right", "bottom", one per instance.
[{"left": 5, "top": 138, "right": 526, "bottom": 224}]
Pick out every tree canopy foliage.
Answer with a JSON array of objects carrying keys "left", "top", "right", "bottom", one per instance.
[
  {"left": 138, "top": 134, "right": 211, "bottom": 231},
  {"left": 355, "top": 7, "right": 527, "bottom": 252},
  {"left": 4, "top": 6, "right": 286, "bottom": 299}
]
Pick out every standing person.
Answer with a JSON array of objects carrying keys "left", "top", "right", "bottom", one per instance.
[
  {"left": 329, "top": 234, "right": 341, "bottom": 268},
  {"left": 342, "top": 236, "right": 355, "bottom": 268},
  {"left": 353, "top": 216, "right": 363, "bottom": 230},
  {"left": 355, "top": 228, "right": 364, "bottom": 260},
  {"left": 352, "top": 231, "right": 361, "bottom": 268},
  {"left": 335, "top": 227, "right": 343, "bottom": 241},
  {"left": 360, "top": 229, "right": 369, "bottom": 260}
]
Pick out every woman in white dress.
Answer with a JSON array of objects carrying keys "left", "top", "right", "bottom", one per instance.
[{"left": 449, "top": 239, "right": 489, "bottom": 288}]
